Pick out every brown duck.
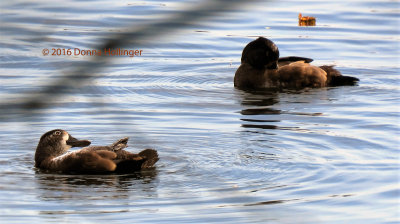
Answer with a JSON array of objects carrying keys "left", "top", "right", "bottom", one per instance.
[
  {"left": 234, "top": 37, "right": 359, "bottom": 89},
  {"left": 34, "top": 129, "right": 159, "bottom": 174}
]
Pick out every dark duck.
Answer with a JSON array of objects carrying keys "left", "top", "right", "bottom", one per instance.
[
  {"left": 34, "top": 129, "right": 159, "bottom": 174},
  {"left": 234, "top": 37, "right": 359, "bottom": 89}
]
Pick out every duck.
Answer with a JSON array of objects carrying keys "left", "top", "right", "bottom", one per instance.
[
  {"left": 234, "top": 37, "right": 359, "bottom": 89},
  {"left": 34, "top": 129, "right": 159, "bottom": 174}
]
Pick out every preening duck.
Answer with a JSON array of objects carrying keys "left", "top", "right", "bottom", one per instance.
[
  {"left": 234, "top": 37, "right": 359, "bottom": 89},
  {"left": 34, "top": 129, "right": 158, "bottom": 174}
]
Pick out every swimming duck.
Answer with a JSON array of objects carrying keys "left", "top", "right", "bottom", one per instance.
[
  {"left": 34, "top": 129, "right": 159, "bottom": 174},
  {"left": 234, "top": 37, "right": 359, "bottom": 89}
]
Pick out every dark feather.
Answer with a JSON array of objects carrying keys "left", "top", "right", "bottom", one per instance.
[
  {"left": 320, "top": 65, "right": 359, "bottom": 86},
  {"left": 279, "top": 56, "right": 313, "bottom": 63},
  {"left": 91, "top": 138, "right": 159, "bottom": 173},
  {"left": 139, "top": 149, "right": 159, "bottom": 168}
]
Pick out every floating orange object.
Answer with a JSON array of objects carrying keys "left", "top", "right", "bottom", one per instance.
[{"left": 298, "top": 13, "right": 316, "bottom": 26}]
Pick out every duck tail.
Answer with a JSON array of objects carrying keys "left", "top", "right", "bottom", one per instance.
[
  {"left": 114, "top": 159, "right": 145, "bottom": 173},
  {"left": 110, "top": 137, "right": 129, "bottom": 151},
  {"left": 320, "top": 65, "right": 359, "bottom": 86},
  {"left": 139, "top": 149, "right": 159, "bottom": 168},
  {"left": 329, "top": 75, "right": 360, "bottom": 86}
]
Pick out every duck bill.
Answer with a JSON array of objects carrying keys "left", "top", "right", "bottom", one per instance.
[{"left": 66, "top": 134, "right": 91, "bottom": 147}]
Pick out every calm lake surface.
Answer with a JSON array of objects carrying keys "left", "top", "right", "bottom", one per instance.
[{"left": 0, "top": 0, "right": 399, "bottom": 223}]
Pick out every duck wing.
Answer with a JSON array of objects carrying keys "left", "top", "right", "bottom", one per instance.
[
  {"left": 109, "top": 137, "right": 129, "bottom": 151},
  {"left": 278, "top": 56, "right": 313, "bottom": 66},
  {"left": 45, "top": 149, "right": 117, "bottom": 174},
  {"left": 278, "top": 59, "right": 359, "bottom": 86},
  {"left": 79, "top": 137, "right": 129, "bottom": 153},
  {"left": 85, "top": 137, "right": 159, "bottom": 173}
]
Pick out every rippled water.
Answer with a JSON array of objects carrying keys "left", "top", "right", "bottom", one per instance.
[{"left": 0, "top": 0, "right": 399, "bottom": 223}]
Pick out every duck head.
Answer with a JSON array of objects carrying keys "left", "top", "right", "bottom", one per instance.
[
  {"left": 34, "top": 129, "right": 91, "bottom": 167},
  {"left": 241, "top": 37, "right": 280, "bottom": 70}
]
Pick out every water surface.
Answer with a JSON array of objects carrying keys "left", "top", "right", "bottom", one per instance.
[{"left": 0, "top": 0, "right": 399, "bottom": 223}]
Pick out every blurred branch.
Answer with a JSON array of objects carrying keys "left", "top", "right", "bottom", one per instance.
[{"left": 0, "top": 0, "right": 261, "bottom": 121}]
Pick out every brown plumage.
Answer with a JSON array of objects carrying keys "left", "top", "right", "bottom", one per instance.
[
  {"left": 234, "top": 37, "right": 359, "bottom": 89},
  {"left": 34, "top": 129, "right": 159, "bottom": 174}
]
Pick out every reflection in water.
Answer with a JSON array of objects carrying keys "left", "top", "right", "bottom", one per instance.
[
  {"left": 239, "top": 90, "right": 280, "bottom": 107},
  {"left": 241, "top": 108, "right": 281, "bottom": 116},
  {"left": 241, "top": 124, "right": 280, "bottom": 130},
  {"left": 237, "top": 89, "right": 324, "bottom": 131},
  {"left": 32, "top": 169, "right": 160, "bottom": 220},
  {"left": 237, "top": 89, "right": 281, "bottom": 131},
  {"left": 34, "top": 169, "right": 158, "bottom": 201}
]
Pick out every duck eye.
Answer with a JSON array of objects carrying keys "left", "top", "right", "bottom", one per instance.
[{"left": 54, "top": 131, "right": 61, "bottom": 136}]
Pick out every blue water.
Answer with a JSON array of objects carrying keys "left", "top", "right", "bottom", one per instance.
[{"left": 0, "top": 0, "right": 399, "bottom": 223}]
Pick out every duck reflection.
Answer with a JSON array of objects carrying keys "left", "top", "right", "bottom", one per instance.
[
  {"left": 237, "top": 89, "right": 281, "bottom": 130},
  {"left": 34, "top": 168, "right": 158, "bottom": 201},
  {"left": 236, "top": 89, "right": 322, "bottom": 131}
]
